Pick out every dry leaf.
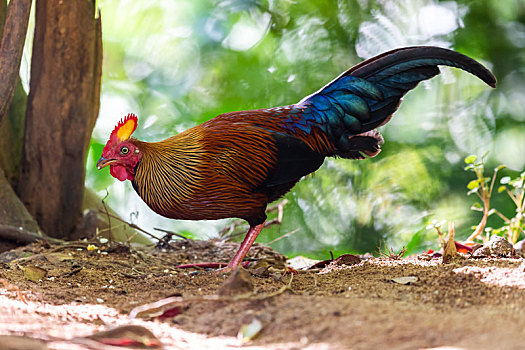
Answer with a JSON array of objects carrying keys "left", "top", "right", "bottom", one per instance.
[
  {"left": 390, "top": 276, "right": 418, "bottom": 285},
  {"left": 24, "top": 266, "right": 47, "bottom": 282},
  {"left": 45, "top": 253, "right": 74, "bottom": 264},
  {"left": 443, "top": 222, "right": 457, "bottom": 264},
  {"left": 286, "top": 256, "right": 321, "bottom": 270},
  {"left": 238, "top": 318, "right": 263, "bottom": 344},
  {"left": 86, "top": 325, "right": 162, "bottom": 348}
]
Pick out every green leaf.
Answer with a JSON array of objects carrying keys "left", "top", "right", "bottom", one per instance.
[
  {"left": 94, "top": 0, "right": 100, "bottom": 19},
  {"left": 470, "top": 202, "right": 483, "bottom": 211},
  {"left": 467, "top": 180, "right": 480, "bottom": 190},
  {"left": 90, "top": 142, "right": 105, "bottom": 164},
  {"left": 464, "top": 155, "right": 477, "bottom": 164},
  {"left": 405, "top": 229, "right": 426, "bottom": 254}
]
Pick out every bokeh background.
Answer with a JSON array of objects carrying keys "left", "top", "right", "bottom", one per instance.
[{"left": 84, "top": 0, "right": 524, "bottom": 258}]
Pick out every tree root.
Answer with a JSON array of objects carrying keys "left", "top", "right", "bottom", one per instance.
[{"left": 0, "top": 224, "right": 63, "bottom": 245}]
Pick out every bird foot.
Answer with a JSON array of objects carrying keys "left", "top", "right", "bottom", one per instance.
[
  {"left": 282, "top": 266, "right": 299, "bottom": 277},
  {"left": 174, "top": 261, "right": 251, "bottom": 271}
]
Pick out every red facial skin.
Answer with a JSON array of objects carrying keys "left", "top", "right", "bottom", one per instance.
[{"left": 99, "top": 140, "right": 142, "bottom": 181}]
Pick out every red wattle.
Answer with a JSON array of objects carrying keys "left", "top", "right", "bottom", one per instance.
[{"left": 110, "top": 165, "right": 133, "bottom": 181}]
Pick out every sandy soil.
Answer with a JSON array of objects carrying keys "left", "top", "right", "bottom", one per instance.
[{"left": 1, "top": 239, "right": 524, "bottom": 350}]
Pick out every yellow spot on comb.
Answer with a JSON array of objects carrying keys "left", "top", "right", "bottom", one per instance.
[
  {"left": 111, "top": 113, "right": 138, "bottom": 142},
  {"left": 117, "top": 118, "right": 136, "bottom": 140}
]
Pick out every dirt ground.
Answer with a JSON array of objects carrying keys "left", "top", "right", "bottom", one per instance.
[{"left": 1, "top": 238, "right": 525, "bottom": 350}]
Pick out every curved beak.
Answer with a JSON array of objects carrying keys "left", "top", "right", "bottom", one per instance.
[{"left": 97, "top": 157, "right": 117, "bottom": 170}]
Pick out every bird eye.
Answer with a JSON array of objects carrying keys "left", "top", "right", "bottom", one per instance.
[{"left": 120, "top": 146, "right": 129, "bottom": 155}]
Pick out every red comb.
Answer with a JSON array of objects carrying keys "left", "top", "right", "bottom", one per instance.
[{"left": 109, "top": 113, "right": 138, "bottom": 143}]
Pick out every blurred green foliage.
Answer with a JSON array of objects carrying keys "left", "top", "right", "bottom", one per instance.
[{"left": 88, "top": 0, "right": 525, "bottom": 258}]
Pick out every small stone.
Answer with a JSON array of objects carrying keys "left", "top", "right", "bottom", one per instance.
[
  {"left": 417, "top": 254, "right": 432, "bottom": 261},
  {"left": 271, "top": 272, "right": 282, "bottom": 282},
  {"left": 471, "top": 243, "right": 484, "bottom": 252},
  {"left": 333, "top": 254, "right": 361, "bottom": 266},
  {"left": 472, "top": 244, "right": 491, "bottom": 258},
  {"left": 217, "top": 268, "right": 254, "bottom": 296},
  {"left": 252, "top": 266, "right": 270, "bottom": 277},
  {"left": 488, "top": 235, "right": 513, "bottom": 257},
  {"left": 513, "top": 239, "right": 525, "bottom": 257}
]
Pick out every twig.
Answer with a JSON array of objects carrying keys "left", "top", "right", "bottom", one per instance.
[
  {"left": 492, "top": 208, "right": 510, "bottom": 223},
  {"left": 265, "top": 199, "right": 288, "bottom": 226},
  {"left": 49, "top": 242, "right": 91, "bottom": 252},
  {"left": 466, "top": 163, "right": 501, "bottom": 242},
  {"left": 266, "top": 228, "right": 300, "bottom": 245},
  {"left": 60, "top": 267, "right": 83, "bottom": 277},
  {"left": 154, "top": 227, "right": 192, "bottom": 241},
  {"left": 220, "top": 199, "right": 288, "bottom": 241},
  {"left": 96, "top": 223, "right": 127, "bottom": 234},
  {"left": 266, "top": 199, "right": 289, "bottom": 214},
  {"left": 129, "top": 274, "right": 295, "bottom": 319},
  {"left": 377, "top": 240, "right": 406, "bottom": 259},
  {"left": 97, "top": 210, "right": 174, "bottom": 248},
  {"left": 101, "top": 191, "right": 112, "bottom": 241},
  {"left": 435, "top": 226, "right": 445, "bottom": 245},
  {"left": 221, "top": 219, "right": 285, "bottom": 241}
]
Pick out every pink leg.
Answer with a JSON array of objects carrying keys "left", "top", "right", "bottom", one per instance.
[
  {"left": 173, "top": 222, "right": 265, "bottom": 272},
  {"left": 225, "top": 222, "right": 265, "bottom": 271}
]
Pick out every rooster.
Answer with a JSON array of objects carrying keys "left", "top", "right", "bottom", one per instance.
[{"left": 97, "top": 46, "right": 496, "bottom": 271}]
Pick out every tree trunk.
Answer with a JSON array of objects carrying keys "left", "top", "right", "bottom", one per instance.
[
  {"left": 0, "top": 0, "right": 31, "bottom": 123},
  {"left": 0, "top": 0, "right": 42, "bottom": 251},
  {"left": 0, "top": 82, "right": 27, "bottom": 186},
  {"left": 18, "top": 0, "right": 102, "bottom": 238},
  {"left": 0, "top": 0, "right": 30, "bottom": 185}
]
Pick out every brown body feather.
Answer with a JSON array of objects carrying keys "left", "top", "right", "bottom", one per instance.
[{"left": 130, "top": 106, "right": 332, "bottom": 226}]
